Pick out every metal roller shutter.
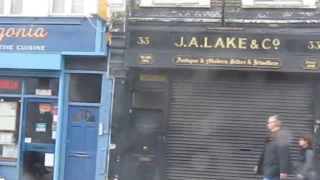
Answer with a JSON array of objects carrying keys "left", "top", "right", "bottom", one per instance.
[{"left": 166, "top": 76, "right": 314, "bottom": 180}]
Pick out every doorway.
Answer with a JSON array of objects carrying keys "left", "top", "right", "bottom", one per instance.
[{"left": 64, "top": 106, "right": 99, "bottom": 180}]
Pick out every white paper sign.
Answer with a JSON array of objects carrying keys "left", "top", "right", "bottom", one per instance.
[
  {"left": 53, "top": 115, "right": 58, "bottom": 122},
  {"left": 2, "top": 145, "right": 17, "bottom": 158},
  {"left": 0, "top": 102, "right": 17, "bottom": 131},
  {"left": 35, "top": 89, "right": 52, "bottom": 96},
  {"left": 51, "top": 131, "right": 56, "bottom": 139},
  {"left": 44, "top": 153, "right": 54, "bottom": 167},
  {"left": 0, "top": 132, "right": 13, "bottom": 144},
  {"left": 24, "top": 137, "right": 31, "bottom": 143}
]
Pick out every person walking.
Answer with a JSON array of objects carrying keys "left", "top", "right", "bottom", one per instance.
[
  {"left": 254, "top": 115, "right": 292, "bottom": 180},
  {"left": 293, "top": 133, "right": 317, "bottom": 180}
]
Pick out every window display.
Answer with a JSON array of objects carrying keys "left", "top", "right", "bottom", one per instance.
[
  {"left": 24, "top": 102, "right": 56, "bottom": 144},
  {"left": 0, "top": 99, "right": 20, "bottom": 160},
  {"left": 0, "top": 77, "right": 59, "bottom": 162},
  {"left": 25, "top": 77, "right": 59, "bottom": 96}
]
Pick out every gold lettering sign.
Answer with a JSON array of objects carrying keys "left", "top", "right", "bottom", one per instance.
[
  {"left": 307, "top": 41, "right": 320, "bottom": 50},
  {"left": 301, "top": 59, "right": 319, "bottom": 70},
  {"left": 172, "top": 56, "right": 282, "bottom": 68},
  {"left": 137, "top": 54, "right": 154, "bottom": 64},
  {"left": 137, "top": 37, "right": 150, "bottom": 45},
  {"left": 140, "top": 74, "right": 167, "bottom": 82},
  {"left": 0, "top": 27, "right": 48, "bottom": 42},
  {"left": 174, "top": 37, "right": 281, "bottom": 50},
  {"left": 139, "top": 156, "right": 152, "bottom": 162}
]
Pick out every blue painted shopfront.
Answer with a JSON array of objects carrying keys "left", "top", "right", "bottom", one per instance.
[{"left": 0, "top": 17, "right": 111, "bottom": 180}]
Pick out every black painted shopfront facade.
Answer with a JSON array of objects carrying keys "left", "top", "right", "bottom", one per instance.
[{"left": 109, "top": 22, "right": 320, "bottom": 180}]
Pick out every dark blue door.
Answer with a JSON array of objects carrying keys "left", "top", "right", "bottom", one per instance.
[{"left": 64, "top": 106, "right": 99, "bottom": 180}]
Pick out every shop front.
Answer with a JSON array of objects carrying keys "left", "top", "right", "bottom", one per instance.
[
  {"left": 0, "top": 17, "right": 111, "bottom": 180},
  {"left": 120, "top": 24, "right": 320, "bottom": 180}
]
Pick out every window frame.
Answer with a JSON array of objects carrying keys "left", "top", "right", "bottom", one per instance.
[
  {"left": 0, "top": 0, "right": 91, "bottom": 16},
  {"left": 49, "top": 0, "right": 92, "bottom": 16},
  {"left": 241, "top": 0, "right": 316, "bottom": 8},
  {"left": 0, "top": 0, "right": 49, "bottom": 16},
  {"left": 139, "top": 0, "right": 211, "bottom": 8}
]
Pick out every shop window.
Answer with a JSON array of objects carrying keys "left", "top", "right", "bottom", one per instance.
[
  {"left": 69, "top": 74, "right": 102, "bottom": 103},
  {"left": 24, "top": 102, "right": 56, "bottom": 144},
  {"left": 0, "top": 98, "right": 21, "bottom": 161},
  {"left": 25, "top": 77, "right": 59, "bottom": 96},
  {"left": 132, "top": 90, "right": 164, "bottom": 109}
]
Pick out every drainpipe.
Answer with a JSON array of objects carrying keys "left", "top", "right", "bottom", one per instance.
[{"left": 221, "top": 0, "right": 226, "bottom": 27}]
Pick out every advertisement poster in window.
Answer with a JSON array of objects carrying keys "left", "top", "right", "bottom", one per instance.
[{"left": 0, "top": 102, "right": 17, "bottom": 131}]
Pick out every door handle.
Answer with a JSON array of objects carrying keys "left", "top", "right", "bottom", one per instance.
[{"left": 75, "top": 152, "right": 88, "bottom": 157}]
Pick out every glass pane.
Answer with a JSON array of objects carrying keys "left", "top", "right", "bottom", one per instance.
[
  {"left": 71, "top": 0, "right": 84, "bottom": 13},
  {"left": 0, "top": 97, "right": 21, "bottom": 161},
  {"left": 24, "top": 102, "right": 56, "bottom": 144},
  {"left": 65, "top": 57, "right": 108, "bottom": 71},
  {"left": 22, "top": 151, "right": 54, "bottom": 180},
  {"left": 52, "top": 0, "right": 64, "bottom": 13},
  {"left": 11, "top": 0, "right": 22, "bottom": 14},
  {"left": 0, "top": 0, "right": 4, "bottom": 14},
  {"left": 25, "top": 77, "right": 59, "bottom": 96},
  {"left": 132, "top": 91, "right": 164, "bottom": 109},
  {"left": 72, "top": 110, "right": 96, "bottom": 122},
  {"left": 69, "top": 74, "right": 102, "bottom": 103},
  {"left": 72, "top": 111, "right": 82, "bottom": 121},
  {"left": 85, "top": 111, "right": 95, "bottom": 122}
]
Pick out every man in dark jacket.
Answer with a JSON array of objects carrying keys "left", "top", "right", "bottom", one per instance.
[{"left": 254, "top": 115, "right": 293, "bottom": 180}]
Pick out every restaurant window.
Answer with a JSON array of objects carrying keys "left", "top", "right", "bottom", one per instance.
[
  {"left": 0, "top": 97, "right": 21, "bottom": 161},
  {"left": 69, "top": 74, "right": 102, "bottom": 103},
  {"left": 24, "top": 102, "right": 56, "bottom": 144},
  {"left": 25, "top": 77, "right": 59, "bottom": 96}
]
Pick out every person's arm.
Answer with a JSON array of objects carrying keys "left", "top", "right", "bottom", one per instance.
[
  {"left": 298, "top": 150, "right": 314, "bottom": 177},
  {"left": 277, "top": 132, "right": 291, "bottom": 174},
  {"left": 278, "top": 143, "right": 291, "bottom": 173}
]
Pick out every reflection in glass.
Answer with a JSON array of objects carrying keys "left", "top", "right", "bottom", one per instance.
[
  {"left": 73, "top": 110, "right": 95, "bottom": 122},
  {"left": 23, "top": 151, "right": 53, "bottom": 180},
  {"left": 69, "top": 74, "right": 102, "bottom": 103},
  {"left": 132, "top": 91, "right": 164, "bottom": 109},
  {"left": 25, "top": 77, "right": 59, "bottom": 96},
  {"left": 25, "top": 102, "right": 56, "bottom": 144}
]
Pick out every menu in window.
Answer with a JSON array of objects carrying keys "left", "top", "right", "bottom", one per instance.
[
  {"left": 0, "top": 132, "right": 14, "bottom": 144},
  {"left": 2, "top": 145, "right": 17, "bottom": 158},
  {"left": 0, "top": 102, "right": 17, "bottom": 131}
]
